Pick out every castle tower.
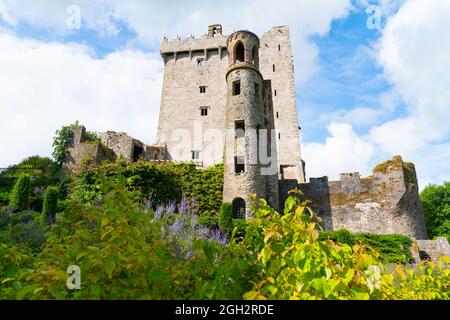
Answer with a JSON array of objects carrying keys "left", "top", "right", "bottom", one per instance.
[{"left": 223, "top": 31, "right": 279, "bottom": 218}]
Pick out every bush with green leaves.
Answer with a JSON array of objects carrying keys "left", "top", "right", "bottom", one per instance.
[
  {"left": 52, "top": 122, "right": 99, "bottom": 166},
  {"left": 319, "top": 229, "right": 414, "bottom": 264},
  {"left": 420, "top": 182, "right": 450, "bottom": 241},
  {"left": 71, "top": 161, "right": 224, "bottom": 216},
  {"left": 9, "top": 175, "right": 31, "bottom": 212},
  {"left": 0, "top": 177, "right": 255, "bottom": 300},
  {"left": 242, "top": 191, "right": 450, "bottom": 300},
  {"left": 41, "top": 187, "right": 59, "bottom": 225},
  {"left": 219, "top": 202, "right": 233, "bottom": 237}
]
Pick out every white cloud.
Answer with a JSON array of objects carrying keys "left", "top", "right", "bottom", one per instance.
[
  {"left": 0, "top": 0, "right": 353, "bottom": 82},
  {"left": 0, "top": 30, "right": 163, "bottom": 167},
  {"left": 320, "top": 107, "right": 384, "bottom": 127},
  {"left": 302, "top": 123, "right": 375, "bottom": 180},
  {"left": 0, "top": 0, "right": 16, "bottom": 25}
]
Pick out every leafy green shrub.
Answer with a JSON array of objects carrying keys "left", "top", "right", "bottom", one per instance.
[
  {"left": 420, "top": 182, "right": 450, "bottom": 241},
  {"left": 9, "top": 175, "right": 31, "bottom": 212},
  {"left": 320, "top": 230, "right": 414, "bottom": 264},
  {"left": 0, "top": 178, "right": 255, "bottom": 300},
  {"left": 243, "top": 191, "right": 450, "bottom": 300},
  {"left": 71, "top": 161, "right": 224, "bottom": 216},
  {"left": 232, "top": 218, "right": 248, "bottom": 239},
  {"left": 0, "top": 210, "right": 47, "bottom": 251},
  {"left": 52, "top": 122, "right": 98, "bottom": 166},
  {"left": 219, "top": 202, "right": 233, "bottom": 237},
  {"left": 41, "top": 187, "right": 59, "bottom": 224}
]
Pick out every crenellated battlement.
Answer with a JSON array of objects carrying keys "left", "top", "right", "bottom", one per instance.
[{"left": 161, "top": 24, "right": 228, "bottom": 56}]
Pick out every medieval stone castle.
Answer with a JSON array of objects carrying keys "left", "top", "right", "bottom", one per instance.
[{"left": 65, "top": 25, "right": 449, "bottom": 261}]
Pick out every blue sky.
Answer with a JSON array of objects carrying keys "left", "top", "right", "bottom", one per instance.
[{"left": 0, "top": 0, "right": 449, "bottom": 189}]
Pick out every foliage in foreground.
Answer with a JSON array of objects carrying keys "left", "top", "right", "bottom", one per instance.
[
  {"left": 9, "top": 175, "right": 31, "bottom": 212},
  {"left": 0, "top": 183, "right": 449, "bottom": 300},
  {"left": 242, "top": 191, "right": 449, "bottom": 300},
  {"left": 420, "top": 182, "right": 450, "bottom": 241},
  {"left": 71, "top": 160, "right": 224, "bottom": 216},
  {"left": 319, "top": 229, "right": 414, "bottom": 264}
]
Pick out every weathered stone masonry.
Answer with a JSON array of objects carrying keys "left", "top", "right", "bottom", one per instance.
[{"left": 64, "top": 24, "right": 450, "bottom": 262}]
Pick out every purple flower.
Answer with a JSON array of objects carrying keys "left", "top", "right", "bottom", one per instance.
[
  {"left": 190, "top": 198, "right": 198, "bottom": 215},
  {"left": 165, "top": 201, "right": 176, "bottom": 216},
  {"left": 196, "top": 226, "right": 209, "bottom": 240},
  {"left": 145, "top": 197, "right": 153, "bottom": 211},
  {"left": 155, "top": 205, "right": 164, "bottom": 220},
  {"left": 208, "top": 229, "right": 228, "bottom": 245},
  {"left": 169, "top": 220, "right": 184, "bottom": 236},
  {"left": 178, "top": 191, "right": 189, "bottom": 215}
]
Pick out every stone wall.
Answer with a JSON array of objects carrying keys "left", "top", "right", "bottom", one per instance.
[
  {"left": 415, "top": 237, "right": 450, "bottom": 262},
  {"left": 65, "top": 127, "right": 166, "bottom": 171},
  {"left": 280, "top": 156, "right": 428, "bottom": 239},
  {"left": 65, "top": 126, "right": 113, "bottom": 171},
  {"left": 156, "top": 24, "right": 305, "bottom": 181}
]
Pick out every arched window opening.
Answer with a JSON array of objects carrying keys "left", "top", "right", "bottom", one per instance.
[
  {"left": 235, "top": 42, "right": 245, "bottom": 63},
  {"left": 232, "top": 198, "right": 246, "bottom": 219},
  {"left": 252, "top": 46, "right": 259, "bottom": 66}
]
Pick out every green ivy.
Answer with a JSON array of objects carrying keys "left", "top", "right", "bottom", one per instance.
[
  {"left": 319, "top": 229, "right": 414, "bottom": 264},
  {"left": 9, "top": 175, "right": 31, "bottom": 212},
  {"left": 70, "top": 161, "right": 224, "bottom": 216},
  {"left": 41, "top": 187, "right": 59, "bottom": 224},
  {"left": 219, "top": 202, "right": 233, "bottom": 237}
]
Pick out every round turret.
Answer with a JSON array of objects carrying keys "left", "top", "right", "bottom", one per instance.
[{"left": 226, "top": 30, "right": 260, "bottom": 70}]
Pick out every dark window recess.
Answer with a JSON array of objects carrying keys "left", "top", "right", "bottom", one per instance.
[
  {"left": 200, "top": 107, "right": 208, "bottom": 116},
  {"left": 276, "top": 112, "right": 279, "bottom": 119},
  {"left": 133, "top": 145, "right": 144, "bottom": 162},
  {"left": 235, "top": 120, "right": 245, "bottom": 138},
  {"left": 233, "top": 80, "right": 241, "bottom": 95},
  {"left": 254, "top": 82, "right": 260, "bottom": 96},
  {"left": 278, "top": 44, "right": 281, "bottom": 51},
  {"left": 200, "top": 86, "right": 207, "bottom": 93},
  {"left": 274, "top": 90, "right": 277, "bottom": 96},
  {"left": 192, "top": 150, "right": 200, "bottom": 160},
  {"left": 236, "top": 43, "right": 245, "bottom": 62},
  {"left": 235, "top": 156, "right": 245, "bottom": 174},
  {"left": 232, "top": 198, "right": 246, "bottom": 219},
  {"left": 197, "top": 58, "right": 206, "bottom": 68},
  {"left": 279, "top": 133, "right": 281, "bottom": 140},
  {"left": 273, "top": 64, "right": 276, "bottom": 72}
]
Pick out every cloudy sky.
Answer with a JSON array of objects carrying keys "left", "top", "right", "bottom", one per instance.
[{"left": 0, "top": 0, "right": 449, "bottom": 189}]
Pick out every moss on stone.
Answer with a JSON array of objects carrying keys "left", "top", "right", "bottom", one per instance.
[
  {"left": 373, "top": 156, "right": 403, "bottom": 174},
  {"left": 403, "top": 161, "right": 417, "bottom": 186}
]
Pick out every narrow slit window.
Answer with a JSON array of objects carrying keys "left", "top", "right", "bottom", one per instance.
[
  {"left": 276, "top": 112, "right": 279, "bottom": 119},
  {"left": 274, "top": 90, "right": 277, "bottom": 96},
  {"left": 254, "top": 82, "right": 260, "bottom": 96},
  {"left": 192, "top": 150, "right": 200, "bottom": 160},
  {"left": 235, "top": 156, "right": 245, "bottom": 174},
  {"left": 279, "top": 133, "right": 281, "bottom": 140},
  {"left": 200, "top": 86, "right": 206, "bottom": 94},
  {"left": 278, "top": 44, "right": 281, "bottom": 51},
  {"left": 273, "top": 64, "right": 276, "bottom": 72},
  {"left": 233, "top": 80, "right": 241, "bottom": 96},
  {"left": 200, "top": 106, "right": 209, "bottom": 116},
  {"left": 235, "top": 120, "right": 245, "bottom": 138}
]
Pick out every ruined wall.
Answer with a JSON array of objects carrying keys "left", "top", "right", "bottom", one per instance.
[
  {"left": 65, "top": 127, "right": 113, "bottom": 171},
  {"left": 414, "top": 237, "right": 450, "bottom": 262},
  {"left": 282, "top": 156, "right": 428, "bottom": 239}
]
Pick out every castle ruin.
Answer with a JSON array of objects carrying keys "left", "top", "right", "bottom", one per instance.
[{"left": 64, "top": 24, "right": 449, "bottom": 261}]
